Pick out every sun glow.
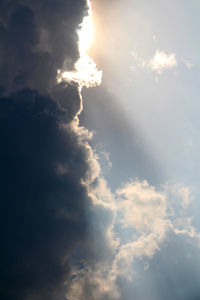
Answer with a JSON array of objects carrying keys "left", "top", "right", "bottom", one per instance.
[
  {"left": 57, "top": 0, "right": 102, "bottom": 88},
  {"left": 58, "top": 54, "right": 102, "bottom": 88},
  {"left": 78, "top": 0, "right": 93, "bottom": 55}
]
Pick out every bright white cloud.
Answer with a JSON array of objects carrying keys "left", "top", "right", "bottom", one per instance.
[
  {"left": 116, "top": 180, "right": 169, "bottom": 237},
  {"left": 58, "top": 54, "right": 102, "bottom": 88},
  {"left": 149, "top": 50, "right": 177, "bottom": 73},
  {"left": 131, "top": 50, "right": 178, "bottom": 74}
]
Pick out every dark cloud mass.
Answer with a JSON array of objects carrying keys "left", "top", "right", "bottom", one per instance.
[
  {"left": 0, "top": 89, "right": 91, "bottom": 300},
  {"left": 0, "top": 0, "right": 87, "bottom": 93},
  {"left": 0, "top": 1, "right": 98, "bottom": 299}
]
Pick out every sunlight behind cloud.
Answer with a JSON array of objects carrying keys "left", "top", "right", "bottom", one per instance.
[
  {"left": 58, "top": 0, "right": 102, "bottom": 88},
  {"left": 78, "top": 0, "right": 93, "bottom": 55},
  {"left": 58, "top": 54, "right": 102, "bottom": 88}
]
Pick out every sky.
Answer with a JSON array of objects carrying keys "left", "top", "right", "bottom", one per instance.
[{"left": 1, "top": 1, "right": 200, "bottom": 300}]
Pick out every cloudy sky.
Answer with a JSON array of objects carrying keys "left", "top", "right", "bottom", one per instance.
[{"left": 1, "top": 0, "right": 200, "bottom": 300}]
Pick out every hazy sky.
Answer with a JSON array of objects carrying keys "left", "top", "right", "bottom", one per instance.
[
  {"left": 1, "top": 1, "right": 200, "bottom": 300},
  {"left": 80, "top": 0, "right": 200, "bottom": 299},
  {"left": 84, "top": 0, "right": 200, "bottom": 190}
]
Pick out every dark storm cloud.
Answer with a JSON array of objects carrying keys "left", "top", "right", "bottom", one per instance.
[
  {"left": 0, "top": 0, "right": 87, "bottom": 93},
  {"left": 0, "top": 1, "right": 102, "bottom": 299},
  {"left": 0, "top": 88, "right": 93, "bottom": 300}
]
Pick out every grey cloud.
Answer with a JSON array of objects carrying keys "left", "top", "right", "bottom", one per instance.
[
  {"left": 0, "top": 85, "right": 115, "bottom": 300},
  {"left": 0, "top": 0, "right": 87, "bottom": 94},
  {"left": 0, "top": 1, "right": 106, "bottom": 299},
  {"left": 0, "top": 88, "right": 92, "bottom": 300}
]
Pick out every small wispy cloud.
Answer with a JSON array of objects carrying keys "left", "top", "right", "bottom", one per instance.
[
  {"left": 130, "top": 50, "right": 192, "bottom": 74},
  {"left": 181, "top": 58, "right": 193, "bottom": 69},
  {"left": 131, "top": 51, "right": 147, "bottom": 68},
  {"left": 149, "top": 50, "right": 177, "bottom": 73},
  {"left": 153, "top": 34, "right": 157, "bottom": 41}
]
